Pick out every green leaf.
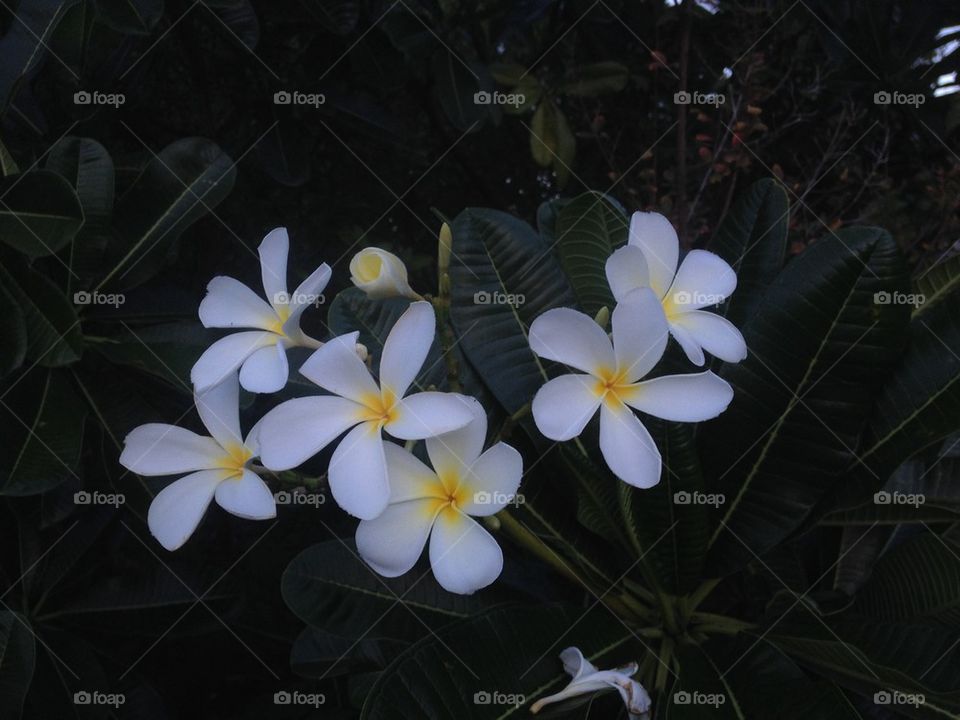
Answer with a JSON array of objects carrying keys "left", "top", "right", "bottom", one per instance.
[
  {"left": 915, "top": 254, "right": 960, "bottom": 319},
  {"left": 0, "top": 612, "right": 36, "bottom": 719},
  {"left": 448, "top": 208, "right": 576, "bottom": 415},
  {"left": 665, "top": 643, "right": 745, "bottom": 718},
  {"left": 553, "top": 191, "right": 628, "bottom": 317},
  {"left": 0, "top": 171, "right": 84, "bottom": 258},
  {"left": 0, "top": 283, "right": 27, "bottom": 377},
  {"left": 560, "top": 61, "right": 629, "bottom": 97},
  {"left": 837, "top": 295, "right": 960, "bottom": 507},
  {"left": 204, "top": 0, "right": 260, "bottom": 49},
  {"left": 530, "top": 99, "right": 575, "bottom": 187},
  {"left": 851, "top": 534, "right": 960, "bottom": 624},
  {"left": 0, "top": 249, "right": 83, "bottom": 366},
  {"left": 433, "top": 51, "right": 493, "bottom": 132},
  {"left": 290, "top": 626, "right": 406, "bottom": 679},
  {"left": 360, "top": 604, "right": 634, "bottom": 720},
  {"left": 94, "top": 0, "right": 164, "bottom": 35},
  {"left": 104, "top": 138, "right": 237, "bottom": 290},
  {"left": 0, "top": 369, "right": 86, "bottom": 495},
  {"left": 0, "top": 137, "right": 18, "bottom": 176},
  {"left": 282, "top": 540, "right": 507, "bottom": 644},
  {"left": 709, "top": 178, "right": 790, "bottom": 329},
  {"left": 703, "top": 228, "right": 910, "bottom": 574}
]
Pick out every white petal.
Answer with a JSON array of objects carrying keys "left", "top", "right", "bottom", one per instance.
[
  {"left": 385, "top": 391, "right": 474, "bottom": 441},
  {"left": 328, "top": 422, "right": 390, "bottom": 519},
  {"left": 628, "top": 211, "right": 679, "bottom": 299},
  {"left": 282, "top": 263, "right": 331, "bottom": 332},
  {"left": 429, "top": 510, "right": 503, "bottom": 594},
  {"left": 379, "top": 300, "right": 435, "bottom": 398},
  {"left": 560, "top": 647, "right": 600, "bottom": 680},
  {"left": 198, "top": 276, "right": 278, "bottom": 330},
  {"left": 605, "top": 245, "right": 650, "bottom": 303},
  {"left": 147, "top": 469, "right": 223, "bottom": 550},
  {"left": 670, "top": 310, "right": 747, "bottom": 364},
  {"left": 215, "top": 468, "right": 276, "bottom": 519},
  {"left": 383, "top": 441, "right": 445, "bottom": 502},
  {"left": 611, "top": 288, "right": 670, "bottom": 383},
  {"left": 458, "top": 443, "right": 523, "bottom": 516},
  {"left": 664, "top": 249, "right": 737, "bottom": 311},
  {"left": 194, "top": 374, "right": 243, "bottom": 449},
  {"left": 599, "top": 403, "right": 661, "bottom": 488},
  {"left": 299, "top": 331, "right": 380, "bottom": 403},
  {"left": 121, "top": 424, "right": 223, "bottom": 475},
  {"left": 239, "top": 343, "right": 290, "bottom": 393},
  {"left": 425, "top": 395, "right": 486, "bottom": 478},
  {"left": 669, "top": 321, "right": 706, "bottom": 366},
  {"left": 191, "top": 331, "right": 277, "bottom": 391},
  {"left": 257, "top": 396, "right": 361, "bottom": 470},
  {"left": 259, "top": 227, "right": 289, "bottom": 307},
  {"left": 529, "top": 308, "right": 615, "bottom": 375},
  {"left": 531, "top": 375, "right": 601, "bottom": 441},
  {"left": 625, "top": 371, "right": 733, "bottom": 422},
  {"left": 356, "top": 499, "right": 439, "bottom": 577}
]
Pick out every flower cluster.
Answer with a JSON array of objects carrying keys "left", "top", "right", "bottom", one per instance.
[
  {"left": 529, "top": 210, "right": 744, "bottom": 488},
  {"left": 119, "top": 230, "right": 521, "bottom": 594},
  {"left": 118, "top": 210, "right": 742, "bottom": 594}
]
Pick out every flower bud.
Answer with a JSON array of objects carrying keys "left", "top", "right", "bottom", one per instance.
[{"left": 349, "top": 248, "right": 417, "bottom": 299}]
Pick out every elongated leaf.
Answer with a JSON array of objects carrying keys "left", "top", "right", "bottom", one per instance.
[
  {"left": 105, "top": 138, "right": 236, "bottom": 289},
  {"left": 560, "top": 61, "right": 629, "bottom": 97},
  {"left": 914, "top": 254, "right": 960, "bottom": 319},
  {"left": 291, "top": 626, "right": 406, "bottom": 679},
  {"left": 554, "top": 191, "right": 628, "bottom": 317},
  {"left": 665, "top": 643, "right": 745, "bottom": 719},
  {"left": 0, "top": 0, "right": 80, "bottom": 110},
  {"left": 204, "top": 0, "right": 259, "bottom": 49},
  {"left": 94, "top": 0, "right": 163, "bottom": 35},
  {"left": 0, "top": 368, "right": 86, "bottom": 495},
  {"left": 0, "top": 171, "right": 84, "bottom": 257},
  {"left": 282, "top": 540, "right": 508, "bottom": 644},
  {"left": 448, "top": 207, "right": 576, "bottom": 415},
  {"left": 0, "top": 283, "right": 27, "bottom": 377},
  {"left": 433, "top": 51, "right": 493, "bottom": 132},
  {"left": 0, "top": 612, "right": 36, "bottom": 719},
  {"left": 838, "top": 295, "right": 960, "bottom": 507},
  {"left": 530, "top": 99, "right": 575, "bottom": 186},
  {"left": 703, "top": 228, "right": 910, "bottom": 574},
  {"left": 709, "top": 178, "right": 789, "bottom": 329},
  {"left": 0, "top": 248, "right": 83, "bottom": 366},
  {"left": 851, "top": 534, "right": 960, "bottom": 624},
  {"left": 0, "top": 137, "right": 18, "bottom": 176},
  {"left": 360, "top": 604, "right": 635, "bottom": 720}
]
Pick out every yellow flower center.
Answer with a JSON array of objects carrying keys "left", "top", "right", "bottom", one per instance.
[
  {"left": 354, "top": 252, "right": 383, "bottom": 282},
  {"left": 219, "top": 442, "right": 253, "bottom": 480},
  {"left": 593, "top": 367, "right": 639, "bottom": 409},
  {"left": 356, "top": 388, "right": 399, "bottom": 427},
  {"left": 424, "top": 469, "right": 473, "bottom": 522},
  {"left": 268, "top": 304, "right": 292, "bottom": 335}
]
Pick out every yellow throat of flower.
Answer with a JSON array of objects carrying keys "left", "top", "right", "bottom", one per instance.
[
  {"left": 357, "top": 388, "right": 399, "bottom": 427},
  {"left": 219, "top": 442, "right": 253, "bottom": 480},
  {"left": 593, "top": 367, "right": 639, "bottom": 409}
]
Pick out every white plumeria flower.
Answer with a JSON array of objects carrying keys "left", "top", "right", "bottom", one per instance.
[
  {"left": 258, "top": 301, "right": 474, "bottom": 520},
  {"left": 355, "top": 398, "right": 522, "bottom": 594},
  {"left": 349, "top": 247, "right": 419, "bottom": 299},
  {"left": 119, "top": 375, "right": 275, "bottom": 551},
  {"left": 530, "top": 647, "right": 651, "bottom": 719},
  {"left": 605, "top": 211, "right": 747, "bottom": 366},
  {"left": 530, "top": 289, "right": 733, "bottom": 488},
  {"left": 192, "top": 227, "right": 332, "bottom": 394}
]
